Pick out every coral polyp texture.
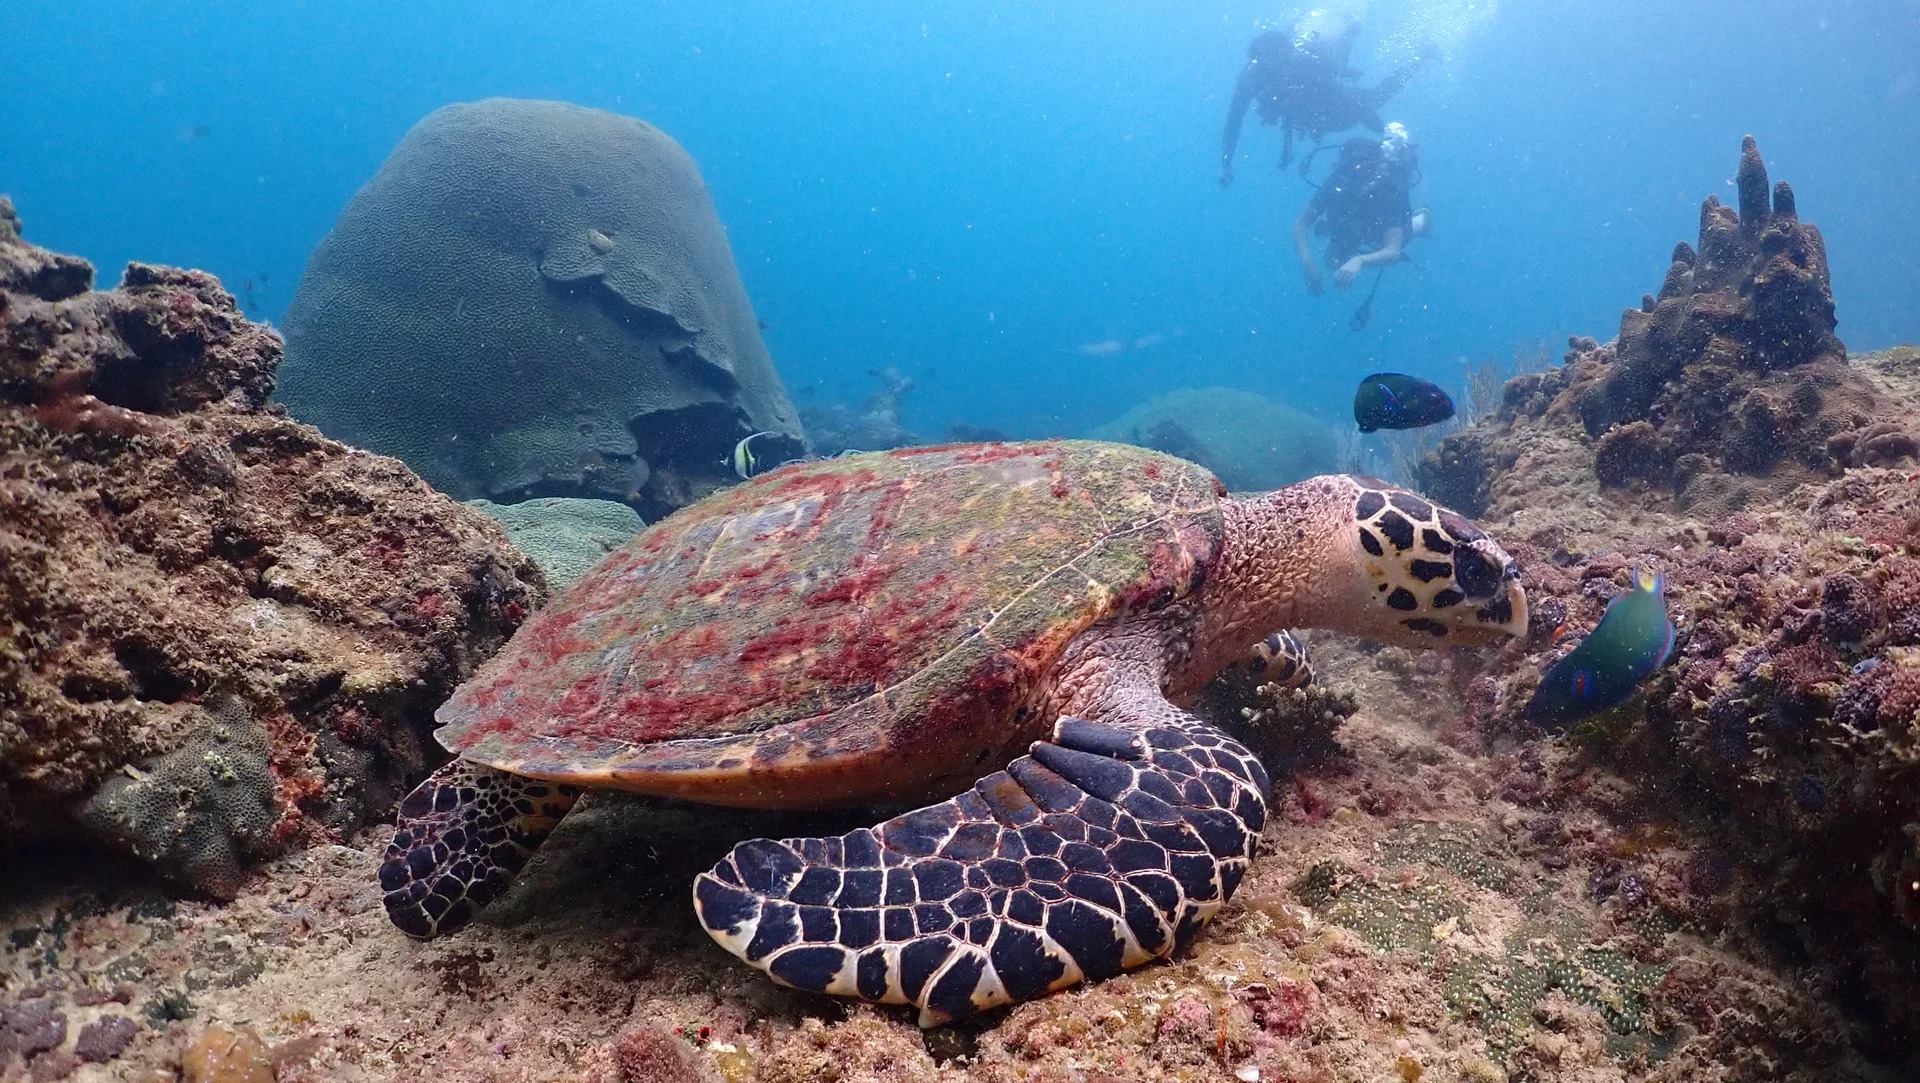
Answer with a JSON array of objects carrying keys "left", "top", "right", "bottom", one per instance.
[
  {"left": 276, "top": 98, "right": 805, "bottom": 518},
  {"left": 1415, "top": 137, "right": 1920, "bottom": 1058},
  {"left": 0, "top": 213, "right": 543, "bottom": 895}
]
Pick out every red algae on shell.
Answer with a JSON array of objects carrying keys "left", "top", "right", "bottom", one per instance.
[{"left": 431, "top": 441, "right": 1227, "bottom": 804}]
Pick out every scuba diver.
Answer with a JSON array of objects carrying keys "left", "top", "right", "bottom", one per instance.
[
  {"left": 1219, "top": 9, "right": 1428, "bottom": 188},
  {"left": 1293, "top": 123, "right": 1430, "bottom": 327}
]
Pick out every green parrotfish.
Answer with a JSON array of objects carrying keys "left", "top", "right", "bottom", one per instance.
[{"left": 1525, "top": 566, "right": 1677, "bottom": 732}]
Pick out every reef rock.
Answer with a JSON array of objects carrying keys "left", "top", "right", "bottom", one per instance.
[
  {"left": 278, "top": 98, "right": 805, "bottom": 520},
  {"left": 0, "top": 216, "right": 543, "bottom": 896},
  {"left": 1467, "top": 465, "right": 1920, "bottom": 1057},
  {"left": 1420, "top": 136, "right": 1915, "bottom": 520},
  {"left": 1417, "top": 138, "right": 1920, "bottom": 1053},
  {"left": 1091, "top": 386, "right": 1338, "bottom": 492}
]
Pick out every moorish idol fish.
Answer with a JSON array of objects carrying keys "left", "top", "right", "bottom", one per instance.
[
  {"left": 1353, "top": 372, "right": 1456, "bottom": 433},
  {"left": 1524, "top": 566, "right": 1677, "bottom": 732},
  {"left": 727, "top": 431, "right": 778, "bottom": 479}
]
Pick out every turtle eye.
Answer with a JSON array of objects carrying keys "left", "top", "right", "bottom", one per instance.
[{"left": 1453, "top": 542, "right": 1504, "bottom": 600}]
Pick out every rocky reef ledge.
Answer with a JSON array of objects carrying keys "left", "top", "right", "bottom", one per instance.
[
  {"left": 1420, "top": 140, "right": 1920, "bottom": 1060},
  {"left": 0, "top": 198, "right": 544, "bottom": 895}
]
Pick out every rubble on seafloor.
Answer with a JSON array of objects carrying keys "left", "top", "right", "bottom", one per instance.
[{"left": 6, "top": 131, "right": 1920, "bottom": 1082}]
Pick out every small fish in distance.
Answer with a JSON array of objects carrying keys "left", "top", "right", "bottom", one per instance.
[
  {"left": 1525, "top": 566, "right": 1677, "bottom": 732},
  {"left": 1353, "top": 372, "right": 1455, "bottom": 432}
]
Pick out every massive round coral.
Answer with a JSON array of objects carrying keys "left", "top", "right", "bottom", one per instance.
[{"left": 277, "top": 98, "right": 804, "bottom": 516}]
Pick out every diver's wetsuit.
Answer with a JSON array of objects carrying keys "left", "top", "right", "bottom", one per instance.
[
  {"left": 1220, "top": 28, "right": 1422, "bottom": 171},
  {"left": 1308, "top": 149, "right": 1413, "bottom": 267}
]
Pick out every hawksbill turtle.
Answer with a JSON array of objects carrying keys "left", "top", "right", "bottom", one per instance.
[{"left": 380, "top": 440, "right": 1526, "bottom": 1025}]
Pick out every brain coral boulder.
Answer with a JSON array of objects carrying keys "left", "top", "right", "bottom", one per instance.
[
  {"left": 0, "top": 212, "right": 543, "bottom": 896},
  {"left": 278, "top": 98, "right": 804, "bottom": 517}
]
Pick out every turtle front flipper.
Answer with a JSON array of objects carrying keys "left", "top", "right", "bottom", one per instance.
[
  {"left": 693, "top": 709, "right": 1269, "bottom": 1027},
  {"left": 380, "top": 759, "right": 582, "bottom": 938}
]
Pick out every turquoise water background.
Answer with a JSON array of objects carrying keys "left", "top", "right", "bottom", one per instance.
[{"left": 3, "top": 1, "right": 1915, "bottom": 440}]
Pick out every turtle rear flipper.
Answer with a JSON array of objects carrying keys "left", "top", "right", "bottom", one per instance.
[
  {"left": 380, "top": 760, "right": 582, "bottom": 937},
  {"left": 693, "top": 706, "right": 1270, "bottom": 1027}
]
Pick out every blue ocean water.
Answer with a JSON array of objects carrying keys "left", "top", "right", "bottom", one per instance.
[{"left": 3, "top": 0, "right": 1915, "bottom": 443}]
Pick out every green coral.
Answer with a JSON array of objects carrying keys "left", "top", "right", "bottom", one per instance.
[
  {"left": 73, "top": 698, "right": 279, "bottom": 899},
  {"left": 1293, "top": 861, "right": 1467, "bottom": 955},
  {"left": 470, "top": 497, "right": 645, "bottom": 588},
  {"left": 1380, "top": 821, "right": 1517, "bottom": 894},
  {"left": 1441, "top": 936, "right": 1667, "bottom": 1050}
]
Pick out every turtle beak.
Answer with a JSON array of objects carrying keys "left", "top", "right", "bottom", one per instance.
[{"left": 1452, "top": 567, "right": 1528, "bottom": 648}]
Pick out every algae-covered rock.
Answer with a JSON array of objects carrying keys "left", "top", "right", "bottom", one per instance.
[
  {"left": 1090, "top": 386, "right": 1338, "bottom": 491},
  {"left": 1416, "top": 139, "right": 1920, "bottom": 1057},
  {"left": 470, "top": 496, "right": 645, "bottom": 589},
  {"left": 0, "top": 221, "right": 542, "bottom": 894},
  {"left": 278, "top": 98, "right": 805, "bottom": 517}
]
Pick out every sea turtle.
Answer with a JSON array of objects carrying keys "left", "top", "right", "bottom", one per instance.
[{"left": 380, "top": 440, "right": 1526, "bottom": 1025}]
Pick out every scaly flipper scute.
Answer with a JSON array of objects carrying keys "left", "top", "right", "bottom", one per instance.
[
  {"left": 694, "top": 708, "right": 1269, "bottom": 1026},
  {"left": 380, "top": 759, "right": 582, "bottom": 937}
]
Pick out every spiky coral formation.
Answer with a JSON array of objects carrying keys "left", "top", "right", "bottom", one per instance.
[{"left": 1419, "top": 138, "right": 1916, "bottom": 519}]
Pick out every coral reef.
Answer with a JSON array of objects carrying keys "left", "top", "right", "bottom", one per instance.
[
  {"left": 1411, "top": 137, "right": 1920, "bottom": 1061},
  {"left": 0, "top": 219, "right": 542, "bottom": 891},
  {"left": 3, "top": 672, "right": 1872, "bottom": 1082},
  {"left": 277, "top": 99, "right": 804, "bottom": 518},
  {"left": 6, "top": 132, "right": 1916, "bottom": 1080},
  {"left": 469, "top": 496, "right": 645, "bottom": 589},
  {"left": 1090, "top": 386, "right": 1339, "bottom": 491},
  {"left": 1467, "top": 469, "right": 1920, "bottom": 1056},
  {"left": 1419, "top": 138, "right": 1915, "bottom": 518},
  {"left": 799, "top": 367, "right": 923, "bottom": 456}
]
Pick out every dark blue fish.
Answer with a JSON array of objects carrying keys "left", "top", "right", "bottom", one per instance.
[
  {"left": 1353, "top": 372, "right": 1455, "bottom": 432},
  {"left": 1525, "top": 567, "right": 1677, "bottom": 732}
]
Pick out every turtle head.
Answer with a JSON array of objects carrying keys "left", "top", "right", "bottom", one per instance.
[
  {"left": 1242, "top": 475, "right": 1527, "bottom": 649},
  {"left": 1335, "top": 475, "right": 1526, "bottom": 648}
]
